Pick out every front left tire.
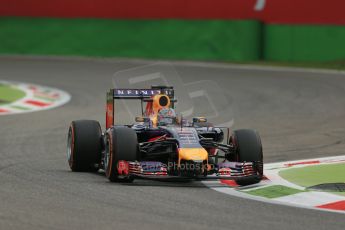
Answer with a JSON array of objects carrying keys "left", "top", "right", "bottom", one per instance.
[
  {"left": 104, "top": 126, "right": 138, "bottom": 182},
  {"left": 231, "top": 129, "right": 263, "bottom": 186}
]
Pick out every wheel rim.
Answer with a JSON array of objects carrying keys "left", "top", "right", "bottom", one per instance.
[
  {"left": 67, "top": 127, "right": 73, "bottom": 167},
  {"left": 104, "top": 136, "right": 110, "bottom": 173}
]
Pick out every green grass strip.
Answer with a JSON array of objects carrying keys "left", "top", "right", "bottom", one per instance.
[
  {"left": 0, "top": 84, "right": 26, "bottom": 105},
  {"left": 279, "top": 163, "right": 345, "bottom": 188},
  {"left": 10, "top": 105, "right": 30, "bottom": 110},
  {"left": 34, "top": 95, "right": 55, "bottom": 102},
  {"left": 280, "top": 163, "right": 345, "bottom": 197},
  {"left": 245, "top": 185, "right": 304, "bottom": 199}
]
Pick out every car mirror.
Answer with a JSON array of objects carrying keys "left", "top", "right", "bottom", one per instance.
[{"left": 135, "top": 116, "right": 151, "bottom": 123}]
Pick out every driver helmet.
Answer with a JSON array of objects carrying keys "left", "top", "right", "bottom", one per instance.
[{"left": 157, "top": 108, "right": 177, "bottom": 126}]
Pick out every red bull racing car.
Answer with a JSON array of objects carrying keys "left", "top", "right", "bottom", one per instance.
[{"left": 67, "top": 86, "right": 263, "bottom": 185}]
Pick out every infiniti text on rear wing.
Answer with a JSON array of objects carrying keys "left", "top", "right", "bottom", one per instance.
[
  {"left": 106, "top": 87, "right": 175, "bottom": 129},
  {"left": 113, "top": 88, "right": 173, "bottom": 99}
]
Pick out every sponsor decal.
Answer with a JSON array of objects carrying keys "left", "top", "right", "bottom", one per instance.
[
  {"left": 114, "top": 88, "right": 172, "bottom": 98},
  {"left": 254, "top": 0, "right": 266, "bottom": 11},
  {"left": 117, "top": 160, "right": 129, "bottom": 175}
]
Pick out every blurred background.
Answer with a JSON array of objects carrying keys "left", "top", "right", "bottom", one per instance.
[{"left": 0, "top": 0, "right": 345, "bottom": 65}]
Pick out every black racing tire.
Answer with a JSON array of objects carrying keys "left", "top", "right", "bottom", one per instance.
[
  {"left": 105, "top": 126, "right": 138, "bottom": 182},
  {"left": 67, "top": 120, "right": 102, "bottom": 172},
  {"left": 231, "top": 129, "right": 263, "bottom": 186}
]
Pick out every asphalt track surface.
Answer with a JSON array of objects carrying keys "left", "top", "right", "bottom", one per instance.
[{"left": 1, "top": 56, "right": 345, "bottom": 230}]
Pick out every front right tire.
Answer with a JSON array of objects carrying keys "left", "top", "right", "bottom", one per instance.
[{"left": 67, "top": 120, "right": 102, "bottom": 172}]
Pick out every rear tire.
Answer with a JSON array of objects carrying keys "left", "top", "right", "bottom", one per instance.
[
  {"left": 67, "top": 120, "right": 102, "bottom": 172},
  {"left": 105, "top": 126, "right": 138, "bottom": 182},
  {"left": 231, "top": 129, "right": 263, "bottom": 186}
]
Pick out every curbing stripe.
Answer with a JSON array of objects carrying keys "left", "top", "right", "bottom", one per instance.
[
  {"left": 284, "top": 160, "right": 320, "bottom": 167},
  {"left": 0, "top": 108, "right": 9, "bottom": 113},
  {"left": 34, "top": 95, "right": 56, "bottom": 102},
  {"left": 10, "top": 105, "right": 31, "bottom": 110},
  {"left": 317, "top": 200, "right": 345, "bottom": 211},
  {"left": 273, "top": 191, "right": 345, "bottom": 207},
  {"left": 205, "top": 155, "right": 345, "bottom": 214},
  {"left": 24, "top": 99, "right": 52, "bottom": 107},
  {"left": 0, "top": 80, "right": 71, "bottom": 115},
  {"left": 219, "top": 179, "right": 238, "bottom": 187}
]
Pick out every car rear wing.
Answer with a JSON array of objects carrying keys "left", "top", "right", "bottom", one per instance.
[{"left": 106, "top": 86, "right": 176, "bottom": 129}]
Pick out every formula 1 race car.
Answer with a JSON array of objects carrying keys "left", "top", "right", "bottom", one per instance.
[{"left": 67, "top": 86, "right": 263, "bottom": 185}]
